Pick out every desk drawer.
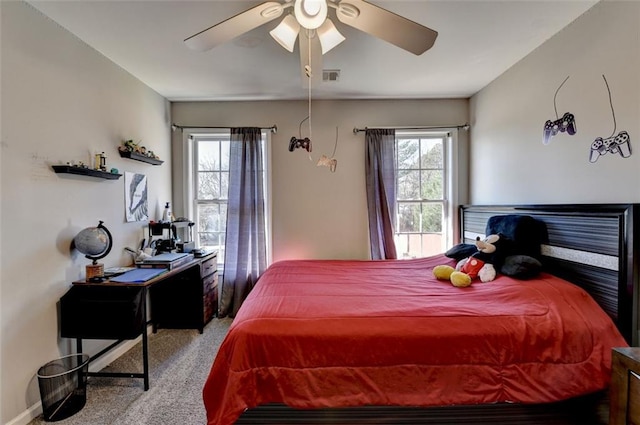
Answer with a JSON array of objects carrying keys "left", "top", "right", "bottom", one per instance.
[
  {"left": 201, "top": 257, "right": 217, "bottom": 277},
  {"left": 61, "top": 286, "right": 144, "bottom": 340},
  {"left": 203, "top": 271, "right": 218, "bottom": 292},
  {"left": 203, "top": 271, "right": 219, "bottom": 323}
]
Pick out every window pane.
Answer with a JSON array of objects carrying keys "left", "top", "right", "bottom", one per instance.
[
  {"left": 397, "top": 234, "right": 422, "bottom": 259},
  {"left": 420, "top": 138, "right": 443, "bottom": 169},
  {"left": 220, "top": 203, "right": 227, "bottom": 230},
  {"left": 198, "top": 140, "right": 220, "bottom": 171},
  {"left": 220, "top": 140, "right": 230, "bottom": 171},
  {"left": 198, "top": 204, "right": 218, "bottom": 232},
  {"left": 395, "top": 234, "right": 409, "bottom": 258},
  {"left": 397, "top": 139, "right": 419, "bottom": 169},
  {"left": 421, "top": 233, "right": 443, "bottom": 257},
  {"left": 394, "top": 132, "right": 449, "bottom": 259},
  {"left": 217, "top": 233, "right": 226, "bottom": 265},
  {"left": 398, "top": 202, "right": 420, "bottom": 233},
  {"left": 397, "top": 170, "right": 420, "bottom": 200},
  {"left": 197, "top": 203, "right": 227, "bottom": 264},
  {"left": 421, "top": 202, "right": 442, "bottom": 233},
  {"left": 421, "top": 170, "right": 443, "bottom": 200},
  {"left": 199, "top": 232, "right": 217, "bottom": 247},
  {"left": 198, "top": 171, "right": 219, "bottom": 199},
  {"left": 220, "top": 171, "right": 229, "bottom": 200}
]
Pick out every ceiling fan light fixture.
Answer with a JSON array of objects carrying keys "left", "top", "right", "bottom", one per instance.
[
  {"left": 317, "top": 19, "right": 345, "bottom": 54},
  {"left": 270, "top": 14, "right": 301, "bottom": 52},
  {"left": 294, "top": 0, "right": 328, "bottom": 30}
]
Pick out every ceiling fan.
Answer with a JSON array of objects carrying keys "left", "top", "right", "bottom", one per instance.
[{"left": 184, "top": 0, "right": 438, "bottom": 87}]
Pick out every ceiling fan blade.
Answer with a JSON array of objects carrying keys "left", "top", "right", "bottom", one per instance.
[
  {"left": 336, "top": 0, "right": 438, "bottom": 55},
  {"left": 184, "top": 2, "right": 284, "bottom": 51},
  {"left": 299, "top": 30, "right": 323, "bottom": 89}
]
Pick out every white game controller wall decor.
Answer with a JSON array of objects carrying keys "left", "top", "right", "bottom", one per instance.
[
  {"left": 316, "top": 126, "right": 340, "bottom": 173},
  {"left": 589, "top": 131, "right": 631, "bottom": 163},
  {"left": 317, "top": 155, "right": 337, "bottom": 172},
  {"left": 588, "top": 75, "right": 632, "bottom": 163}
]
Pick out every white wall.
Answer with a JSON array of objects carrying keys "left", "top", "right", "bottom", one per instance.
[
  {"left": 1, "top": 2, "right": 172, "bottom": 423},
  {"left": 469, "top": 0, "right": 640, "bottom": 204},
  {"left": 171, "top": 99, "right": 469, "bottom": 262}
]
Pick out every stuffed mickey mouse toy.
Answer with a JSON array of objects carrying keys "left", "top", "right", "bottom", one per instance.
[{"left": 434, "top": 233, "right": 511, "bottom": 287}]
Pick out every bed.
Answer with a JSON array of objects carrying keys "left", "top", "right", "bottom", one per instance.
[{"left": 203, "top": 204, "right": 639, "bottom": 425}]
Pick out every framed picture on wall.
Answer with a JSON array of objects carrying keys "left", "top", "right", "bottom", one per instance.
[{"left": 124, "top": 172, "right": 148, "bottom": 222}]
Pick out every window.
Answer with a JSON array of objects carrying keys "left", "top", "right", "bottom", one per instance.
[
  {"left": 185, "top": 131, "right": 270, "bottom": 269},
  {"left": 395, "top": 131, "right": 454, "bottom": 259},
  {"left": 194, "top": 134, "right": 229, "bottom": 265}
]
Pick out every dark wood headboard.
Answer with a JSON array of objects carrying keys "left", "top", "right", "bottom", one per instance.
[{"left": 460, "top": 204, "right": 639, "bottom": 345}]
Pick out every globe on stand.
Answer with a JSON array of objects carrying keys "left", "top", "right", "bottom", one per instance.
[{"left": 74, "top": 221, "right": 113, "bottom": 282}]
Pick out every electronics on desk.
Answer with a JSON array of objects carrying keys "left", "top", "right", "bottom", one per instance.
[
  {"left": 192, "top": 248, "right": 216, "bottom": 258},
  {"left": 137, "top": 252, "right": 193, "bottom": 270},
  {"left": 177, "top": 241, "right": 195, "bottom": 253},
  {"left": 154, "top": 238, "right": 176, "bottom": 253},
  {"left": 148, "top": 218, "right": 195, "bottom": 254}
]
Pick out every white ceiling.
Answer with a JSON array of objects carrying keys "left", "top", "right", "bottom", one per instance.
[{"left": 27, "top": 0, "right": 598, "bottom": 102}]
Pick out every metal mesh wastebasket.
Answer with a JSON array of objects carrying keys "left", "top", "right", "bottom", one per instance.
[{"left": 37, "top": 353, "right": 89, "bottom": 422}]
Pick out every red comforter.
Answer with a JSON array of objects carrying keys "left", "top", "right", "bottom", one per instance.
[{"left": 203, "top": 254, "right": 627, "bottom": 425}]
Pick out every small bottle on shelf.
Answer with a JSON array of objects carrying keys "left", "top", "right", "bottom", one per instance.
[
  {"left": 163, "top": 202, "right": 172, "bottom": 223},
  {"left": 99, "top": 152, "right": 106, "bottom": 171}
]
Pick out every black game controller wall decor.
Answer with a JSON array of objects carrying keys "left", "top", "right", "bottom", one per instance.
[
  {"left": 542, "top": 76, "right": 577, "bottom": 145},
  {"left": 543, "top": 112, "right": 576, "bottom": 145},
  {"left": 588, "top": 75, "right": 632, "bottom": 163},
  {"left": 289, "top": 137, "right": 312, "bottom": 153}
]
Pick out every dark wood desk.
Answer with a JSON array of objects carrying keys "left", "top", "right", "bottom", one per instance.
[{"left": 60, "top": 252, "right": 217, "bottom": 390}]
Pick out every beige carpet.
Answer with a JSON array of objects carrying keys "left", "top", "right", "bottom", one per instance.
[{"left": 29, "top": 317, "right": 232, "bottom": 425}]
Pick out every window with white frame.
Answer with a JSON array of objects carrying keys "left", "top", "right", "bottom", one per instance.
[
  {"left": 395, "top": 131, "right": 454, "bottom": 259},
  {"left": 186, "top": 131, "right": 270, "bottom": 269}
]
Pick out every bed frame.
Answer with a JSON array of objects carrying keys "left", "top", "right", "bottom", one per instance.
[
  {"left": 235, "top": 203, "right": 639, "bottom": 425},
  {"left": 460, "top": 204, "right": 639, "bottom": 346}
]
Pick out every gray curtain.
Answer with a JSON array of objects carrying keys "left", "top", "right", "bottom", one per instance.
[
  {"left": 365, "top": 129, "right": 397, "bottom": 260},
  {"left": 219, "top": 127, "right": 267, "bottom": 317}
]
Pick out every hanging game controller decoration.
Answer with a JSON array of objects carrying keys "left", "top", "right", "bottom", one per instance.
[
  {"left": 543, "top": 112, "right": 576, "bottom": 145},
  {"left": 317, "top": 155, "right": 337, "bottom": 172},
  {"left": 588, "top": 75, "right": 632, "bottom": 163},
  {"left": 541, "top": 74, "right": 632, "bottom": 163},
  {"left": 289, "top": 137, "right": 312, "bottom": 152},
  {"left": 589, "top": 131, "right": 631, "bottom": 163},
  {"left": 542, "top": 76, "right": 577, "bottom": 145}
]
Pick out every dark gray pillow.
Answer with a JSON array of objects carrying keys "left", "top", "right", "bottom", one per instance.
[
  {"left": 485, "top": 214, "right": 547, "bottom": 259},
  {"left": 500, "top": 255, "right": 542, "bottom": 279},
  {"left": 445, "top": 244, "right": 478, "bottom": 261}
]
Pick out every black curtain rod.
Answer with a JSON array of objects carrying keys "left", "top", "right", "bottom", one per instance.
[
  {"left": 171, "top": 123, "right": 278, "bottom": 133},
  {"left": 352, "top": 124, "right": 470, "bottom": 134}
]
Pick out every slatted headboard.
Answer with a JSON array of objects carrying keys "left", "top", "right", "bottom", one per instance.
[{"left": 460, "top": 204, "right": 639, "bottom": 345}]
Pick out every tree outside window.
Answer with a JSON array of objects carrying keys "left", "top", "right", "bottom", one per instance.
[
  {"left": 195, "top": 137, "right": 230, "bottom": 265},
  {"left": 395, "top": 134, "right": 446, "bottom": 258}
]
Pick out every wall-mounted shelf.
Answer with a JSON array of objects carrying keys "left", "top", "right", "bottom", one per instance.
[
  {"left": 118, "top": 151, "right": 163, "bottom": 165},
  {"left": 52, "top": 165, "right": 122, "bottom": 180}
]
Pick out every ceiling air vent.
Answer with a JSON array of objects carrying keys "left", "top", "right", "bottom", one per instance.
[{"left": 322, "top": 69, "right": 340, "bottom": 82}]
